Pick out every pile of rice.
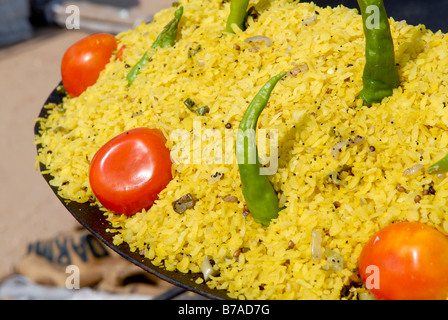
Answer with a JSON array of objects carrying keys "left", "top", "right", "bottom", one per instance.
[{"left": 36, "top": 0, "right": 448, "bottom": 299}]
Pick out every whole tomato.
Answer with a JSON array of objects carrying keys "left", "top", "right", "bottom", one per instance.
[
  {"left": 89, "top": 128, "right": 173, "bottom": 216},
  {"left": 61, "top": 33, "right": 117, "bottom": 97},
  {"left": 359, "top": 221, "right": 448, "bottom": 300}
]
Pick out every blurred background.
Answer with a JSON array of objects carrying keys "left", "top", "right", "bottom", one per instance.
[{"left": 0, "top": 0, "right": 447, "bottom": 300}]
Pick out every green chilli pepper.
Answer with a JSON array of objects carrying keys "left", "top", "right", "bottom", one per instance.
[
  {"left": 428, "top": 154, "right": 448, "bottom": 175},
  {"left": 357, "top": 0, "right": 399, "bottom": 106},
  {"left": 236, "top": 71, "right": 286, "bottom": 226},
  {"left": 152, "top": 6, "right": 184, "bottom": 49},
  {"left": 127, "top": 6, "right": 183, "bottom": 86},
  {"left": 225, "top": 0, "right": 250, "bottom": 33}
]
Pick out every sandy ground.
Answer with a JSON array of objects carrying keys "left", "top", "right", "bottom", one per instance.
[{"left": 0, "top": 0, "right": 173, "bottom": 283}]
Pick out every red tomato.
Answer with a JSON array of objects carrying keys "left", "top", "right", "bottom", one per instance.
[
  {"left": 359, "top": 221, "right": 448, "bottom": 300},
  {"left": 61, "top": 33, "right": 117, "bottom": 97},
  {"left": 89, "top": 128, "right": 172, "bottom": 216},
  {"left": 116, "top": 44, "right": 126, "bottom": 62}
]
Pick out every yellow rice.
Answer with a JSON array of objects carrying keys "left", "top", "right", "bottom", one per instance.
[{"left": 35, "top": 0, "right": 448, "bottom": 299}]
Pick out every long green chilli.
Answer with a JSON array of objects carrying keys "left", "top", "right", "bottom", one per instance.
[
  {"left": 236, "top": 72, "right": 286, "bottom": 226},
  {"left": 127, "top": 6, "right": 183, "bottom": 86},
  {"left": 357, "top": 0, "right": 399, "bottom": 106},
  {"left": 126, "top": 52, "right": 150, "bottom": 86},
  {"left": 428, "top": 154, "right": 448, "bottom": 175},
  {"left": 152, "top": 6, "right": 184, "bottom": 49},
  {"left": 225, "top": 0, "right": 249, "bottom": 33}
]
